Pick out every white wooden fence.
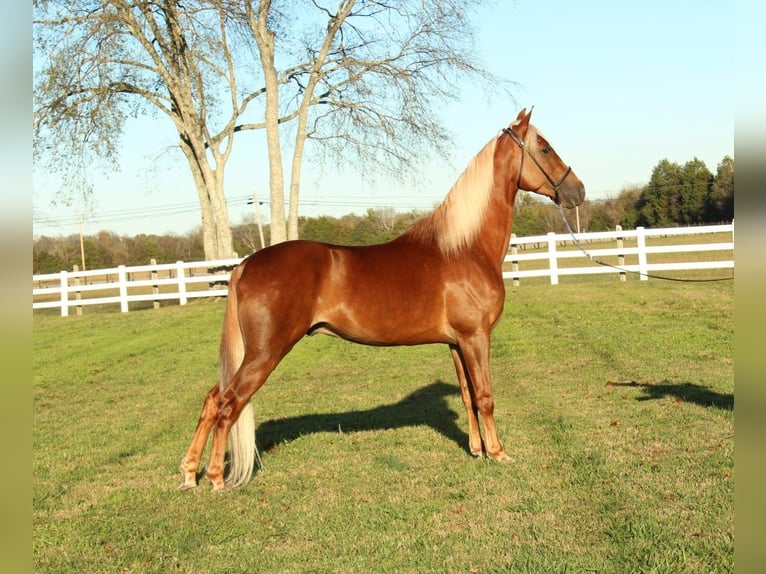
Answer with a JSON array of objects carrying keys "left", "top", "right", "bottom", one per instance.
[
  {"left": 33, "top": 224, "right": 733, "bottom": 316},
  {"left": 504, "top": 223, "right": 734, "bottom": 285},
  {"left": 33, "top": 258, "right": 244, "bottom": 317}
]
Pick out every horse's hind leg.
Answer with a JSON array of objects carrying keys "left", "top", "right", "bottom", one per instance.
[
  {"left": 179, "top": 382, "right": 220, "bottom": 490},
  {"left": 205, "top": 354, "right": 280, "bottom": 491},
  {"left": 450, "top": 345, "right": 484, "bottom": 457}
]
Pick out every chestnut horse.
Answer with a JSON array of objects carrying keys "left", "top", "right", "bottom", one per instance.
[{"left": 180, "top": 108, "right": 585, "bottom": 491}]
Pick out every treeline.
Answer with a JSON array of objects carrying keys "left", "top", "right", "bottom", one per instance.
[
  {"left": 33, "top": 155, "right": 733, "bottom": 275},
  {"left": 32, "top": 209, "right": 425, "bottom": 274},
  {"left": 513, "top": 154, "right": 733, "bottom": 234}
]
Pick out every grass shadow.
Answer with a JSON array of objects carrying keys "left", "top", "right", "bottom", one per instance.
[
  {"left": 255, "top": 380, "right": 470, "bottom": 455},
  {"left": 608, "top": 380, "right": 733, "bottom": 410}
]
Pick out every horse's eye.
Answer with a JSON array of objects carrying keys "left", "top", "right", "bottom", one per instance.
[{"left": 541, "top": 146, "right": 551, "bottom": 155}]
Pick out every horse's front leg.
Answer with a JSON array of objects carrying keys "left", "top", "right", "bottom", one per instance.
[
  {"left": 450, "top": 345, "right": 484, "bottom": 457},
  {"left": 179, "top": 382, "right": 220, "bottom": 490},
  {"left": 456, "top": 332, "right": 513, "bottom": 463}
]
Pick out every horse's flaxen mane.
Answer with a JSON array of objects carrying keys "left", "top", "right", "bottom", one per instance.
[{"left": 405, "top": 137, "right": 498, "bottom": 256}]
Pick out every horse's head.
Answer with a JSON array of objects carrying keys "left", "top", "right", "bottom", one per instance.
[{"left": 500, "top": 108, "right": 585, "bottom": 209}]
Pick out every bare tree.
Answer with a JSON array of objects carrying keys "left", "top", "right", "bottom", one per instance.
[
  {"left": 34, "top": 0, "right": 258, "bottom": 259},
  {"left": 251, "top": 0, "right": 506, "bottom": 241},
  {"left": 368, "top": 207, "right": 398, "bottom": 236},
  {"left": 34, "top": 0, "right": 507, "bottom": 254}
]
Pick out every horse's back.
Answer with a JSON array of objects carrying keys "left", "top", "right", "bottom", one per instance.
[{"left": 237, "top": 237, "right": 444, "bottom": 296}]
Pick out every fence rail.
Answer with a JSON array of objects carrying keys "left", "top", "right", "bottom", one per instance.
[
  {"left": 33, "top": 258, "right": 244, "bottom": 316},
  {"left": 33, "top": 224, "right": 733, "bottom": 316},
  {"left": 504, "top": 223, "right": 734, "bottom": 285}
]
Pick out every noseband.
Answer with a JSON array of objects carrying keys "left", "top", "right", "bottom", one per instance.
[{"left": 502, "top": 127, "right": 572, "bottom": 202}]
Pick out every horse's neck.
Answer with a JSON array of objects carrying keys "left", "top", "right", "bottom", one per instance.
[
  {"left": 476, "top": 194, "right": 516, "bottom": 265},
  {"left": 472, "top": 140, "right": 520, "bottom": 266}
]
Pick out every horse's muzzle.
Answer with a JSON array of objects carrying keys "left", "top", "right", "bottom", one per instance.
[{"left": 558, "top": 179, "right": 586, "bottom": 209}]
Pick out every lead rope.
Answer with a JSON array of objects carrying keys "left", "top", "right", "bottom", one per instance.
[{"left": 555, "top": 204, "right": 734, "bottom": 283}]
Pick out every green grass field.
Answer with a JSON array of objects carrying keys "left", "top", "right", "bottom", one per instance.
[{"left": 33, "top": 278, "right": 733, "bottom": 573}]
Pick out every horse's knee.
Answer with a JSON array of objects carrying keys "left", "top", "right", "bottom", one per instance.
[{"left": 475, "top": 391, "right": 495, "bottom": 415}]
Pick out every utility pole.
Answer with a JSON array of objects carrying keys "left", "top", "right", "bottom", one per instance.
[
  {"left": 250, "top": 190, "right": 266, "bottom": 250},
  {"left": 575, "top": 205, "right": 581, "bottom": 234},
  {"left": 78, "top": 211, "right": 86, "bottom": 270}
]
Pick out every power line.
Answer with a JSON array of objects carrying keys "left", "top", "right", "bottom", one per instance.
[
  {"left": 32, "top": 193, "right": 447, "bottom": 230},
  {"left": 33, "top": 187, "right": 631, "bottom": 232}
]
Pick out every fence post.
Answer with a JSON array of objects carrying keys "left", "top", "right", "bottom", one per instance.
[
  {"left": 118, "top": 265, "right": 129, "bottom": 312},
  {"left": 510, "top": 233, "right": 520, "bottom": 286},
  {"left": 72, "top": 265, "right": 83, "bottom": 315},
  {"left": 59, "top": 270, "right": 69, "bottom": 317},
  {"left": 547, "top": 232, "right": 559, "bottom": 285},
  {"left": 616, "top": 225, "right": 626, "bottom": 282},
  {"left": 636, "top": 226, "right": 649, "bottom": 281},
  {"left": 176, "top": 261, "right": 188, "bottom": 305},
  {"left": 151, "top": 258, "right": 160, "bottom": 310}
]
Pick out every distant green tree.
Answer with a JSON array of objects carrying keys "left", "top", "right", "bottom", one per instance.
[
  {"left": 394, "top": 211, "right": 427, "bottom": 235},
  {"left": 33, "top": 249, "right": 69, "bottom": 274},
  {"left": 512, "top": 192, "right": 548, "bottom": 236},
  {"left": 336, "top": 214, "right": 364, "bottom": 245},
  {"left": 126, "top": 234, "right": 163, "bottom": 265},
  {"left": 300, "top": 216, "right": 343, "bottom": 245},
  {"left": 82, "top": 238, "right": 114, "bottom": 269},
  {"left": 348, "top": 216, "right": 378, "bottom": 245},
  {"left": 583, "top": 186, "right": 643, "bottom": 231},
  {"left": 588, "top": 208, "right": 610, "bottom": 232},
  {"left": 156, "top": 233, "right": 205, "bottom": 263},
  {"left": 678, "top": 158, "right": 713, "bottom": 224},
  {"left": 615, "top": 186, "right": 642, "bottom": 229},
  {"left": 708, "top": 156, "right": 734, "bottom": 222},
  {"left": 637, "top": 158, "right": 717, "bottom": 227},
  {"left": 46, "top": 235, "right": 82, "bottom": 270},
  {"left": 637, "top": 159, "right": 683, "bottom": 227},
  {"left": 94, "top": 231, "right": 129, "bottom": 264},
  {"left": 298, "top": 210, "right": 425, "bottom": 245}
]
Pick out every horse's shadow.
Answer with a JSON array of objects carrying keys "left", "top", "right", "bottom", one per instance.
[
  {"left": 255, "top": 380, "right": 469, "bottom": 454},
  {"left": 608, "top": 379, "right": 733, "bottom": 410}
]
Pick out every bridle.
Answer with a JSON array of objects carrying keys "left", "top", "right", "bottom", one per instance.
[
  {"left": 502, "top": 126, "right": 572, "bottom": 203},
  {"left": 502, "top": 126, "right": 731, "bottom": 283}
]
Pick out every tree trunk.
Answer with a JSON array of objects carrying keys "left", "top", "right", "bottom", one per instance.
[
  {"left": 287, "top": 134, "right": 306, "bottom": 241},
  {"left": 251, "top": 1, "right": 287, "bottom": 245},
  {"left": 179, "top": 138, "right": 234, "bottom": 260},
  {"left": 287, "top": 0, "right": 357, "bottom": 241}
]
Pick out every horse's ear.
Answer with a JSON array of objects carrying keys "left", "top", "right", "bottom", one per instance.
[{"left": 512, "top": 106, "right": 533, "bottom": 136}]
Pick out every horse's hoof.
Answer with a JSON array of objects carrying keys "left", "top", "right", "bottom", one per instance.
[
  {"left": 489, "top": 452, "right": 515, "bottom": 464},
  {"left": 178, "top": 481, "right": 197, "bottom": 491}
]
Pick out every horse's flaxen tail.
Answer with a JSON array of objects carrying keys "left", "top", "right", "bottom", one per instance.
[{"left": 219, "top": 262, "right": 256, "bottom": 488}]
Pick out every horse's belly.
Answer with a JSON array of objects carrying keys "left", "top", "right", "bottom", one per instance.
[{"left": 308, "top": 306, "right": 452, "bottom": 346}]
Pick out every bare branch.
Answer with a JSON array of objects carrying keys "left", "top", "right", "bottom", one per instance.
[{"left": 34, "top": 0, "right": 512, "bottom": 254}]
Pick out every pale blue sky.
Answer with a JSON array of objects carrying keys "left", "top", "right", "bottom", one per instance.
[{"left": 32, "top": 0, "right": 734, "bottom": 237}]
